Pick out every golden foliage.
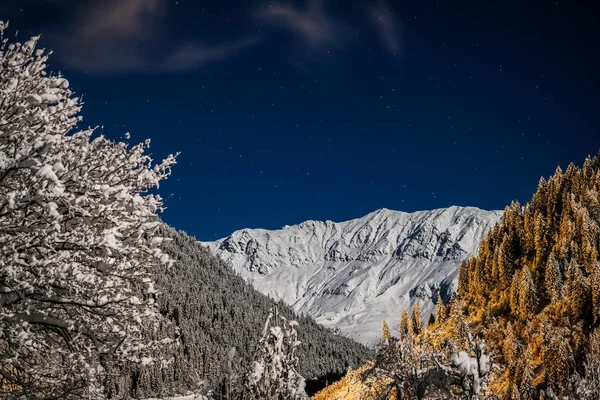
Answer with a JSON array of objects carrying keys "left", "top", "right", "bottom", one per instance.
[
  {"left": 312, "top": 364, "right": 395, "bottom": 400},
  {"left": 317, "top": 152, "right": 600, "bottom": 399},
  {"left": 456, "top": 152, "right": 600, "bottom": 396},
  {"left": 382, "top": 320, "right": 391, "bottom": 340}
]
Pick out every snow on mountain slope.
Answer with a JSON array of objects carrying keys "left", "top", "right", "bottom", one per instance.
[{"left": 202, "top": 206, "right": 502, "bottom": 344}]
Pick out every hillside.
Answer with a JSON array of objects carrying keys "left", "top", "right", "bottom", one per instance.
[
  {"left": 105, "top": 228, "right": 371, "bottom": 399},
  {"left": 315, "top": 151, "right": 600, "bottom": 399},
  {"left": 203, "top": 206, "right": 501, "bottom": 344},
  {"left": 456, "top": 152, "right": 600, "bottom": 397}
]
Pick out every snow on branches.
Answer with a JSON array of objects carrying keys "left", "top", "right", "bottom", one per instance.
[
  {"left": 0, "top": 22, "right": 177, "bottom": 398},
  {"left": 245, "top": 308, "right": 308, "bottom": 400},
  {"left": 370, "top": 320, "right": 494, "bottom": 399}
]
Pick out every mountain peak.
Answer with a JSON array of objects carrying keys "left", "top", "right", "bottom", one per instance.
[{"left": 203, "top": 206, "right": 501, "bottom": 344}]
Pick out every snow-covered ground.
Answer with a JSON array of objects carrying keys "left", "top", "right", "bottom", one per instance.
[{"left": 202, "top": 206, "right": 501, "bottom": 344}]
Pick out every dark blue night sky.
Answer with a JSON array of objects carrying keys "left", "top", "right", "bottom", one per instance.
[{"left": 3, "top": 0, "right": 599, "bottom": 240}]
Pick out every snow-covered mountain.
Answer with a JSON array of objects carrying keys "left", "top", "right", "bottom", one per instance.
[{"left": 202, "top": 206, "right": 502, "bottom": 344}]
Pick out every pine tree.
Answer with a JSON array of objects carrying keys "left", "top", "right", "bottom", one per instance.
[
  {"left": 435, "top": 294, "right": 447, "bottom": 325},
  {"left": 382, "top": 320, "right": 391, "bottom": 341},
  {"left": 534, "top": 213, "right": 548, "bottom": 267},
  {"left": 558, "top": 220, "right": 576, "bottom": 261},
  {"left": 580, "top": 213, "right": 598, "bottom": 273},
  {"left": 545, "top": 252, "right": 563, "bottom": 303},
  {"left": 544, "top": 330, "right": 574, "bottom": 391},
  {"left": 519, "top": 266, "right": 539, "bottom": 318},
  {"left": 510, "top": 270, "right": 521, "bottom": 316},
  {"left": 427, "top": 313, "right": 435, "bottom": 327},
  {"left": 449, "top": 301, "right": 470, "bottom": 351},
  {"left": 511, "top": 385, "right": 521, "bottom": 400},
  {"left": 503, "top": 323, "right": 520, "bottom": 368},
  {"left": 457, "top": 260, "right": 470, "bottom": 297},
  {"left": 591, "top": 262, "right": 600, "bottom": 324},
  {"left": 575, "top": 328, "right": 600, "bottom": 399},
  {"left": 519, "top": 349, "right": 536, "bottom": 400},
  {"left": 400, "top": 310, "right": 412, "bottom": 335},
  {"left": 566, "top": 262, "right": 589, "bottom": 322},
  {"left": 110, "top": 228, "right": 372, "bottom": 398},
  {"left": 499, "top": 233, "right": 518, "bottom": 289},
  {"left": 411, "top": 302, "right": 422, "bottom": 336},
  {"left": 523, "top": 203, "right": 536, "bottom": 250}
]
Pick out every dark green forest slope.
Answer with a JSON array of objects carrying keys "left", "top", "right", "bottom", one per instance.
[{"left": 106, "top": 228, "right": 371, "bottom": 398}]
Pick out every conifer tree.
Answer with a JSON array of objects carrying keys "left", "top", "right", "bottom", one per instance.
[
  {"left": 544, "top": 330, "right": 574, "bottom": 391},
  {"left": 382, "top": 320, "right": 391, "bottom": 341},
  {"left": 510, "top": 270, "right": 521, "bottom": 316},
  {"left": 400, "top": 310, "right": 412, "bottom": 335},
  {"left": 519, "top": 349, "right": 536, "bottom": 400},
  {"left": 428, "top": 313, "right": 435, "bottom": 327},
  {"left": 566, "top": 262, "right": 589, "bottom": 323},
  {"left": 545, "top": 252, "right": 563, "bottom": 303},
  {"left": 411, "top": 302, "right": 422, "bottom": 336},
  {"left": 591, "top": 262, "right": 600, "bottom": 324},
  {"left": 534, "top": 213, "right": 548, "bottom": 266},
  {"left": 499, "top": 233, "right": 517, "bottom": 288},
  {"left": 435, "top": 294, "right": 447, "bottom": 325},
  {"left": 574, "top": 328, "right": 600, "bottom": 399},
  {"left": 519, "top": 266, "right": 539, "bottom": 318},
  {"left": 457, "top": 260, "right": 470, "bottom": 297},
  {"left": 503, "top": 323, "right": 520, "bottom": 368},
  {"left": 449, "top": 301, "right": 470, "bottom": 351},
  {"left": 558, "top": 220, "right": 576, "bottom": 261},
  {"left": 523, "top": 203, "right": 536, "bottom": 250},
  {"left": 581, "top": 214, "right": 598, "bottom": 273},
  {"left": 510, "top": 385, "right": 521, "bottom": 400}
]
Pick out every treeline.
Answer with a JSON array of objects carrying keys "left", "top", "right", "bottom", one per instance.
[{"left": 106, "top": 227, "right": 372, "bottom": 398}]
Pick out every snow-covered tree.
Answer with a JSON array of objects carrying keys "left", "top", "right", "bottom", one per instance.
[
  {"left": 544, "top": 329, "right": 574, "bottom": 392},
  {"left": 568, "top": 329, "right": 600, "bottom": 399},
  {"left": 370, "top": 317, "right": 494, "bottom": 399},
  {"left": 565, "top": 262, "right": 589, "bottom": 323},
  {"left": 448, "top": 336, "right": 493, "bottom": 399},
  {"left": 518, "top": 349, "right": 535, "bottom": 400},
  {"left": 449, "top": 300, "right": 470, "bottom": 351},
  {"left": 545, "top": 252, "right": 563, "bottom": 303},
  {"left": 0, "top": 22, "right": 177, "bottom": 398},
  {"left": 245, "top": 308, "right": 307, "bottom": 400},
  {"left": 518, "top": 266, "right": 538, "bottom": 319}
]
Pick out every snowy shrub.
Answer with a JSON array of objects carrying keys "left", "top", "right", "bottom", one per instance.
[
  {"left": 448, "top": 337, "right": 492, "bottom": 399},
  {"left": 0, "top": 21, "right": 177, "bottom": 398},
  {"left": 244, "top": 308, "right": 308, "bottom": 399},
  {"left": 369, "top": 324, "right": 495, "bottom": 399}
]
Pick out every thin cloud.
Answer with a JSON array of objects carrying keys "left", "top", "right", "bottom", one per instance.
[
  {"left": 256, "top": 0, "right": 340, "bottom": 50},
  {"left": 369, "top": 1, "right": 402, "bottom": 55},
  {"left": 163, "top": 37, "right": 262, "bottom": 72},
  {"left": 47, "top": 0, "right": 257, "bottom": 73},
  {"left": 8, "top": 0, "right": 403, "bottom": 73},
  {"left": 73, "top": 0, "right": 161, "bottom": 40}
]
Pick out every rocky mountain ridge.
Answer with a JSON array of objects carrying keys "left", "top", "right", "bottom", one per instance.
[{"left": 203, "top": 206, "right": 502, "bottom": 344}]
